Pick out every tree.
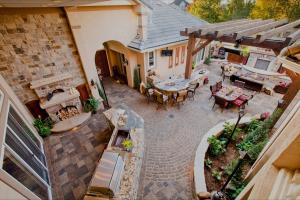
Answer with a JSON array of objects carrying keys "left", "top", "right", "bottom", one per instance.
[
  {"left": 189, "top": 0, "right": 225, "bottom": 23},
  {"left": 224, "top": 0, "right": 255, "bottom": 20},
  {"left": 250, "top": 0, "right": 300, "bottom": 21}
]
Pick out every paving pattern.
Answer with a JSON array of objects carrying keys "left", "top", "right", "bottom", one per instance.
[
  {"left": 103, "top": 62, "right": 282, "bottom": 200},
  {"left": 44, "top": 114, "right": 112, "bottom": 200}
]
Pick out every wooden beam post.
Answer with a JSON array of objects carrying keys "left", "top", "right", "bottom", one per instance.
[
  {"left": 192, "top": 39, "right": 213, "bottom": 56},
  {"left": 282, "top": 69, "right": 300, "bottom": 110},
  {"left": 185, "top": 34, "right": 196, "bottom": 79}
]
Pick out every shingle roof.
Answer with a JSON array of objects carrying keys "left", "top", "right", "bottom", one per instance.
[{"left": 128, "top": 0, "right": 207, "bottom": 51}]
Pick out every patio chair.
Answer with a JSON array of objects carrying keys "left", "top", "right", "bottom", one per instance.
[
  {"left": 238, "top": 94, "right": 254, "bottom": 105},
  {"left": 212, "top": 96, "right": 229, "bottom": 111},
  {"left": 173, "top": 90, "right": 188, "bottom": 109},
  {"left": 209, "top": 85, "right": 218, "bottom": 100},
  {"left": 216, "top": 81, "right": 222, "bottom": 91},
  {"left": 187, "top": 82, "right": 200, "bottom": 101},
  {"left": 146, "top": 88, "right": 154, "bottom": 104},
  {"left": 232, "top": 98, "right": 247, "bottom": 110},
  {"left": 234, "top": 80, "right": 246, "bottom": 89},
  {"left": 154, "top": 89, "right": 168, "bottom": 110}
]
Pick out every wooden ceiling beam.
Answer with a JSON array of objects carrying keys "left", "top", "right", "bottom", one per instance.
[
  {"left": 256, "top": 19, "right": 300, "bottom": 43},
  {"left": 234, "top": 19, "right": 288, "bottom": 40},
  {"left": 215, "top": 19, "right": 274, "bottom": 38}
]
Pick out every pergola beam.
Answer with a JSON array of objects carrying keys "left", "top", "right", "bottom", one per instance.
[
  {"left": 215, "top": 19, "right": 274, "bottom": 38},
  {"left": 256, "top": 19, "right": 300, "bottom": 43},
  {"left": 181, "top": 19, "right": 250, "bottom": 36},
  {"left": 185, "top": 34, "right": 196, "bottom": 79},
  {"left": 192, "top": 39, "right": 213, "bottom": 56},
  {"left": 287, "top": 29, "right": 300, "bottom": 43},
  {"left": 234, "top": 19, "right": 288, "bottom": 40}
]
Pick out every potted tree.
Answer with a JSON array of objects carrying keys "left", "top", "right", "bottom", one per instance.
[{"left": 84, "top": 97, "right": 100, "bottom": 114}]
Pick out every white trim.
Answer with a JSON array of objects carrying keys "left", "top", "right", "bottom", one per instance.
[
  {"left": 128, "top": 40, "right": 188, "bottom": 53},
  {"left": 0, "top": 89, "right": 3, "bottom": 113}
]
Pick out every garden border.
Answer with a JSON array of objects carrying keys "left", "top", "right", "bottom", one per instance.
[{"left": 194, "top": 114, "right": 261, "bottom": 198}]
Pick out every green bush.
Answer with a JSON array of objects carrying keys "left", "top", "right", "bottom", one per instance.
[
  {"left": 224, "top": 158, "right": 239, "bottom": 176},
  {"left": 223, "top": 122, "right": 242, "bottom": 141},
  {"left": 205, "top": 158, "right": 213, "bottom": 169},
  {"left": 33, "top": 118, "right": 52, "bottom": 138},
  {"left": 227, "top": 183, "right": 246, "bottom": 199},
  {"left": 246, "top": 119, "right": 262, "bottom": 133},
  {"left": 133, "top": 67, "right": 141, "bottom": 89},
  {"left": 208, "top": 135, "right": 226, "bottom": 156},
  {"left": 84, "top": 97, "right": 99, "bottom": 113},
  {"left": 247, "top": 139, "right": 268, "bottom": 161},
  {"left": 212, "top": 169, "right": 222, "bottom": 181},
  {"left": 237, "top": 140, "right": 253, "bottom": 151},
  {"left": 204, "top": 56, "right": 211, "bottom": 65}
]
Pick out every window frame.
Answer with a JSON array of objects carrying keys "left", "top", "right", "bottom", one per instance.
[
  {"left": 148, "top": 51, "right": 155, "bottom": 69},
  {"left": 175, "top": 47, "right": 180, "bottom": 66},
  {"left": 181, "top": 46, "right": 186, "bottom": 64},
  {"left": 0, "top": 101, "right": 52, "bottom": 200}
]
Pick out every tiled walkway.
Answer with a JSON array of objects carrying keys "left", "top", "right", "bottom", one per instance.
[
  {"left": 103, "top": 62, "right": 282, "bottom": 200},
  {"left": 44, "top": 114, "right": 112, "bottom": 200}
]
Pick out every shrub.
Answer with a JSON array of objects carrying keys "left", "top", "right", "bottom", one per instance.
[
  {"left": 227, "top": 183, "right": 246, "bottom": 199},
  {"left": 133, "top": 67, "right": 141, "bottom": 89},
  {"left": 223, "top": 122, "right": 242, "bottom": 141},
  {"left": 205, "top": 158, "right": 213, "bottom": 169},
  {"left": 33, "top": 118, "right": 52, "bottom": 138},
  {"left": 212, "top": 169, "right": 222, "bottom": 181},
  {"left": 208, "top": 136, "right": 226, "bottom": 156},
  {"left": 84, "top": 97, "right": 99, "bottom": 113},
  {"left": 224, "top": 158, "right": 239, "bottom": 176},
  {"left": 204, "top": 56, "right": 211, "bottom": 65},
  {"left": 122, "top": 138, "right": 133, "bottom": 150},
  {"left": 245, "top": 119, "right": 261, "bottom": 133},
  {"left": 237, "top": 140, "right": 253, "bottom": 151},
  {"left": 247, "top": 139, "right": 268, "bottom": 161}
]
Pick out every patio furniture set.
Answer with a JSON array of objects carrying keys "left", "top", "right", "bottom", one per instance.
[
  {"left": 210, "top": 80, "right": 254, "bottom": 111},
  {"left": 142, "top": 68, "right": 208, "bottom": 110}
]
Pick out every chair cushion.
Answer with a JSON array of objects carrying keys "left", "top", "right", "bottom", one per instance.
[
  {"left": 238, "top": 94, "right": 249, "bottom": 101},
  {"left": 233, "top": 99, "right": 244, "bottom": 107}
]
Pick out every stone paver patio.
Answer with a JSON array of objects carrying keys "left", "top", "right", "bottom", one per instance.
[
  {"left": 45, "top": 62, "right": 282, "bottom": 200},
  {"left": 103, "top": 62, "right": 282, "bottom": 200}
]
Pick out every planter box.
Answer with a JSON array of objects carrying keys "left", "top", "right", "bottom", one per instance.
[{"left": 111, "top": 130, "right": 130, "bottom": 150}]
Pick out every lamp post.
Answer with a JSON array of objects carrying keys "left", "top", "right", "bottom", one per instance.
[
  {"left": 225, "top": 108, "right": 245, "bottom": 148},
  {"left": 211, "top": 150, "right": 247, "bottom": 200}
]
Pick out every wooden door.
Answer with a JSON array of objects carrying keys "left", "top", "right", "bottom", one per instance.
[{"left": 95, "top": 50, "right": 110, "bottom": 77}]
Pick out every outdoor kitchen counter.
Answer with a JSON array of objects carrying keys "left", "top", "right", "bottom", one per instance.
[{"left": 103, "top": 104, "right": 144, "bottom": 200}]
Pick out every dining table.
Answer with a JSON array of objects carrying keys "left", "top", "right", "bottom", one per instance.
[{"left": 215, "top": 85, "right": 244, "bottom": 102}]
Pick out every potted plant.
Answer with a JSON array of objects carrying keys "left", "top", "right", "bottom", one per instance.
[
  {"left": 84, "top": 97, "right": 99, "bottom": 114},
  {"left": 240, "top": 46, "right": 250, "bottom": 65},
  {"left": 33, "top": 118, "right": 52, "bottom": 138},
  {"left": 122, "top": 138, "right": 133, "bottom": 152}
]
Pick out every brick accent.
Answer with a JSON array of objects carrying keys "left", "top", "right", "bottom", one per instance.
[{"left": 0, "top": 8, "right": 86, "bottom": 103}]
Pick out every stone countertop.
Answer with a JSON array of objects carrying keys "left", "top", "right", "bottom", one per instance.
[{"left": 103, "top": 104, "right": 144, "bottom": 200}]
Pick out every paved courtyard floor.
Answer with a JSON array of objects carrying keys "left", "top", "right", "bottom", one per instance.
[
  {"left": 103, "top": 62, "right": 282, "bottom": 200},
  {"left": 45, "top": 62, "right": 282, "bottom": 200}
]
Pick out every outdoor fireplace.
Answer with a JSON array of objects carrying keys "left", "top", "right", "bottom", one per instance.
[
  {"left": 30, "top": 73, "right": 91, "bottom": 132},
  {"left": 56, "top": 106, "right": 80, "bottom": 121}
]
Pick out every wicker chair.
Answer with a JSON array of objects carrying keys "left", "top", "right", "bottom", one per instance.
[
  {"left": 209, "top": 85, "right": 218, "bottom": 100},
  {"left": 154, "top": 89, "right": 168, "bottom": 110},
  {"left": 173, "top": 90, "right": 188, "bottom": 109},
  {"left": 212, "top": 96, "right": 229, "bottom": 111},
  {"left": 187, "top": 82, "right": 200, "bottom": 101}
]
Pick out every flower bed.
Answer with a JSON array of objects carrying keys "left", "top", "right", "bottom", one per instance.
[
  {"left": 194, "top": 108, "right": 283, "bottom": 199},
  {"left": 204, "top": 109, "right": 283, "bottom": 199}
]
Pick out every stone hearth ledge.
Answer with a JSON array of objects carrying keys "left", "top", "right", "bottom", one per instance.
[{"left": 194, "top": 114, "right": 260, "bottom": 200}]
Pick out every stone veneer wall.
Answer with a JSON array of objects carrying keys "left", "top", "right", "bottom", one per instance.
[{"left": 0, "top": 8, "right": 86, "bottom": 103}]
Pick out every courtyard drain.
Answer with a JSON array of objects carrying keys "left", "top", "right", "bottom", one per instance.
[{"left": 168, "top": 114, "right": 174, "bottom": 118}]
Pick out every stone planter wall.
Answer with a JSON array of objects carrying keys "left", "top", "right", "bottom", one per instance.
[
  {"left": 194, "top": 115, "right": 260, "bottom": 199},
  {"left": 0, "top": 8, "right": 86, "bottom": 103}
]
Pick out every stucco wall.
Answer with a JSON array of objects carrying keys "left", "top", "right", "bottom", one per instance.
[
  {"left": 65, "top": 6, "right": 138, "bottom": 88},
  {"left": 0, "top": 181, "right": 27, "bottom": 200},
  {"left": 0, "top": 8, "right": 86, "bottom": 104}
]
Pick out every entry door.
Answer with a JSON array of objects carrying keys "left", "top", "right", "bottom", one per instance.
[{"left": 95, "top": 50, "right": 110, "bottom": 77}]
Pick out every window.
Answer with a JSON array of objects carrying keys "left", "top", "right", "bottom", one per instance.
[
  {"left": 181, "top": 46, "right": 186, "bottom": 64},
  {"left": 169, "top": 54, "right": 173, "bottom": 68},
  {"left": 175, "top": 47, "right": 180, "bottom": 66},
  {"left": 148, "top": 51, "right": 155, "bottom": 69},
  {"left": 254, "top": 59, "right": 270, "bottom": 70},
  {"left": 2, "top": 104, "right": 51, "bottom": 200}
]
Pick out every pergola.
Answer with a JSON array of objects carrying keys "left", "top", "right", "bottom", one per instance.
[{"left": 181, "top": 19, "right": 300, "bottom": 79}]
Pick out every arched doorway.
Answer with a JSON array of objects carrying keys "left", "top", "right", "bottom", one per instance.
[{"left": 95, "top": 49, "right": 110, "bottom": 77}]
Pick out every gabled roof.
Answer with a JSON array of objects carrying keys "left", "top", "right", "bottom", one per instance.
[{"left": 128, "top": 0, "right": 207, "bottom": 51}]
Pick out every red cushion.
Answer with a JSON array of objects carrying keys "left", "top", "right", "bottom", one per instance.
[
  {"left": 238, "top": 94, "right": 249, "bottom": 101},
  {"left": 233, "top": 99, "right": 244, "bottom": 107}
]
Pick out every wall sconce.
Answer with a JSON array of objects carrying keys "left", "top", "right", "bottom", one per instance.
[{"left": 90, "top": 79, "right": 96, "bottom": 89}]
